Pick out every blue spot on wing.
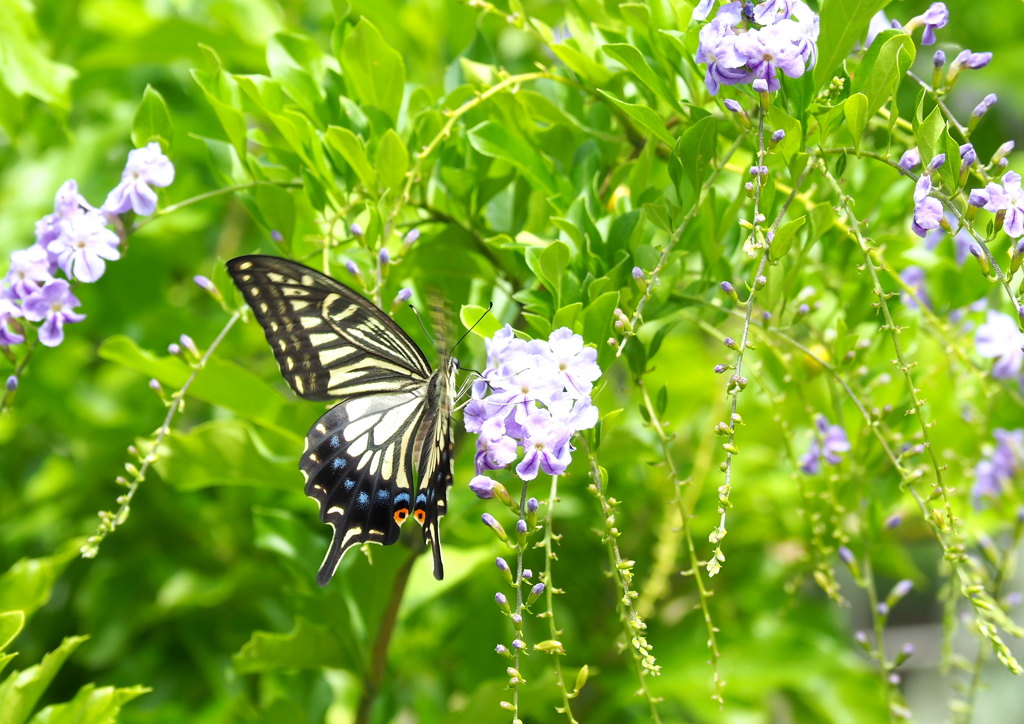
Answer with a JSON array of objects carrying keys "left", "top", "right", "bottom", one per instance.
[
  {"left": 344, "top": 479, "right": 356, "bottom": 491},
  {"left": 330, "top": 435, "right": 340, "bottom": 448},
  {"left": 376, "top": 489, "right": 391, "bottom": 502},
  {"left": 394, "top": 493, "right": 411, "bottom": 505},
  {"left": 356, "top": 491, "right": 370, "bottom": 509},
  {"left": 331, "top": 458, "right": 345, "bottom": 470},
  {"left": 416, "top": 493, "right": 427, "bottom": 505}
]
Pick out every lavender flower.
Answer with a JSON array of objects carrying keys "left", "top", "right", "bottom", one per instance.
[
  {"left": 47, "top": 214, "right": 121, "bottom": 283},
  {"left": 4, "top": 245, "right": 54, "bottom": 300},
  {"left": 5, "top": 375, "right": 17, "bottom": 391},
  {"left": 103, "top": 142, "right": 175, "bottom": 216},
  {"left": 350, "top": 223, "right": 364, "bottom": 237},
  {"left": 799, "top": 415, "right": 851, "bottom": 474},
  {"left": 404, "top": 228, "right": 420, "bottom": 245},
  {"left": 976, "top": 172, "right": 1024, "bottom": 238},
  {"left": 379, "top": 248, "right": 390, "bottom": 265},
  {"left": 899, "top": 266, "right": 930, "bottom": 310},
  {"left": 911, "top": 176, "right": 943, "bottom": 237},
  {"left": 973, "top": 428, "right": 1024, "bottom": 503},
  {"left": 465, "top": 325, "right": 601, "bottom": 479},
  {"left": 692, "top": 0, "right": 716, "bottom": 22},
  {"left": 975, "top": 310, "right": 1024, "bottom": 379},
  {"left": 21, "top": 279, "right": 86, "bottom": 347},
  {"left": 906, "top": 2, "right": 948, "bottom": 45},
  {"left": 395, "top": 287, "right": 412, "bottom": 304},
  {"left": 0, "top": 295, "right": 24, "bottom": 346}
]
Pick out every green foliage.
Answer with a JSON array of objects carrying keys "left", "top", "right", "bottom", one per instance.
[{"left": 3, "top": 0, "right": 1024, "bottom": 722}]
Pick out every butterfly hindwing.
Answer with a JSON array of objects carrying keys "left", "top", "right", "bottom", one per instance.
[
  {"left": 302, "top": 391, "right": 425, "bottom": 585},
  {"left": 227, "top": 255, "right": 432, "bottom": 401},
  {"left": 227, "top": 255, "right": 457, "bottom": 585}
]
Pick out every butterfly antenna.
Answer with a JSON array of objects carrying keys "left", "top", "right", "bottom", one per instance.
[
  {"left": 451, "top": 302, "right": 494, "bottom": 355},
  {"left": 408, "top": 304, "right": 443, "bottom": 353}
]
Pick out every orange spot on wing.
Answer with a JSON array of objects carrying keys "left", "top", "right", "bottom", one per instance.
[
  {"left": 413, "top": 509, "right": 426, "bottom": 525},
  {"left": 394, "top": 508, "right": 409, "bottom": 525}
]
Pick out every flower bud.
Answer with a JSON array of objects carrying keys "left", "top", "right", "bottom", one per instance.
[
  {"left": 345, "top": 260, "right": 361, "bottom": 276},
  {"left": 887, "top": 579, "right": 913, "bottom": 606},
  {"left": 752, "top": 78, "right": 768, "bottom": 93},
  {"left": 968, "top": 189, "right": 989, "bottom": 208},
  {"left": 271, "top": 230, "right": 284, "bottom": 242},
  {"left": 378, "top": 248, "right": 390, "bottom": 265},
  {"left": 721, "top": 281, "right": 739, "bottom": 303},
  {"left": 5, "top": 375, "right": 17, "bottom": 392},
  {"left": 167, "top": 343, "right": 181, "bottom": 356},
  {"left": 522, "top": 569, "right": 533, "bottom": 579},
  {"left": 350, "top": 222, "right": 364, "bottom": 237},
  {"left": 470, "top": 475, "right": 499, "bottom": 499},
  {"left": 512, "top": 638, "right": 525, "bottom": 650},
  {"left": 394, "top": 287, "right": 412, "bottom": 304},
  {"left": 193, "top": 275, "right": 215, "bottom": 292},
  {"left": 527, "top": 582, "right": 546, "bottom": 605},
  {"left": 180, "top": 334, "right": 199, "bottom": 356},
  {"left": 970, "top": 243, "right": 992, "bottom": 275},
  {"left": 771, "top": 129, "right": 785, "bottom": 144},
  {"left": 632, "top": 266, "right": 645, "bottom": 280},
  {"left": 933, "top": 50, "right": 945, "bottom": 68},
  {"left": 724, "top": 99, "right": 742, "bottom": 114},
  {"left": 496, "top": 557, "right": 514, "bottom": 584},
  {"left": 516, "top": 518, "right": 528, "bottom": 535},
  {"left": 482, "top": 513, "right": 508, "bottom": 541},
  {"left": 495, "top": 592, "right": 511, "bottom": 613},
  {"left": 991, "top": 141, "right": 1015, "bottom": 166},
  {"left": 898, "top": 148, "right": 921, "bottom": 171},
  {"left": 713, "top": 363, "right": 727, "bottom": 374},
  {"left": 927, "top": 153, "right": 946, "bottom": 172},
  {"left": 884, "top": 512, "right": 903, "bottom": 529},
  {"left": 149, "top": 378, "right": 162, "bottom": 393},
  {"left": 495, "top": 644, "right": 511, "bottom": 657},
  {"left": 404, "top": 228, "right": 420, "bottom": 245}
]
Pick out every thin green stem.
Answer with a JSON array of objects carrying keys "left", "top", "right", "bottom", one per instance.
[
  {"left": 81, "top": 311, "right": 241, "bottom": 558},
  {"left": 541, "top": 474, "right": 578, "bottom": 723}
]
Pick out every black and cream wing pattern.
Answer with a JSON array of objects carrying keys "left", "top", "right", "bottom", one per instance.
[{"left": 227, "top": 255, "right": 456, "bottom": 585}]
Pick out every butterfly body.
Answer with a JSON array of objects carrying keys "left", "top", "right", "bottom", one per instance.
[{"left": 227, "top": 255, "right": 455, "bottom": 584}]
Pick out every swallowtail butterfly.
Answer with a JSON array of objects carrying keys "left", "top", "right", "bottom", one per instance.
[{"left": 227, "top": 255, "right": 456, "bottom": 585}]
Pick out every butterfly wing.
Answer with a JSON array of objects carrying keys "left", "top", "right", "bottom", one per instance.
[
  {"left": 227, "top": 255, "right": 432, "bottom": 401},
  {"left": 411, "top": 355, "right": 457, "bottom": 580},
  {"left": 227, "top": 255, "right": 450, "bottom": 585},
  {"left": 302, "top": 390, "right": 427, "bottom": 585}
]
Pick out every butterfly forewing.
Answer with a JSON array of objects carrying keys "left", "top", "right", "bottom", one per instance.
[
  {"left": 227, "top": 255, "right": 455, "bottom": 585},
  {"left": 227, "top": 255, "right": 432, "bottom": 401}
]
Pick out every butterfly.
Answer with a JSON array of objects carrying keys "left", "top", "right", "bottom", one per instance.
[{"left": 227, "top": 255, "right": 456, "bottom": 585}]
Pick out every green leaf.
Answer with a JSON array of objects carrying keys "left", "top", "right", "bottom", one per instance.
[
  {"left": 538, "top": 241, "right": 571, "bottom": 304},
  {"left": 0, "top": 547, "right": 78, "bottom": 620},
  {"left": 844, "top": 93, "right": 868, "bottom": 151},
  {"left": 325, "top": 125, "right": 377, "bottom": 189},
  {"left": 0, "top": 613, "right": 24, "bottom": 654},
  {"left": 550, "top": 44, "right": 612, "bottom": 86},
  {"left": 0, "top": 636, "right": 87, "bottom": 724},
  {"left": 853, "top": 32, "right": 915, "bottom": 120},
  {"left": 375, "top": 129, "right": 409, "bottom": 195},
  {"left": 814, "top": 0, "right": 891, "bottom": 92},
  {"left": 655, "top": 385, "right": 668, "bottom": 417},
  {"left": 267, "top": 32, "right": 328, "bottom": 124},
  {"left": 191, "top": 46, "right": 248, "bottom": 163},
  {"left": 917, "top": 105, "right": 945, "bottom": 166},
  {"left": 233, "top": 618, "right": 356, "bottom": 673},
  {"left": 97, "top": 335, "right": 298, "bottom": 440},
  {"left": 399, "top": 546, "right": 497, "bottom": 616},
  {"left": 552, "top": 303, "right": 583, "bottom": 331},
  {"left": 0, "top": 0, "right": 77, "bottom": 107},
  {"left": 648, "top": 320, "right": 678, "bottom": 360},
  {"left": 596, "top": 90, "right": 674, "bottom": 146},
  {"left": 584, "top": 291, "right": 619, "bottom": 371},
  {"left": 467, "top": 121, "right": 557, "bottom": 196},
  {"left": 676, "top": 116, "right": 718, "bottom": 199},
  {"left": 131, "top": 85, "right": 173, "bottom": 148},
  {"left": 770, "top": 216, "right": 807, "bottom": 262},
  {"left": 340, "top": 18, "right": 405, "bottom": 122},
  {"left": 459, "top": 305, "right": 502, "bottom": 339},
  {"left": 27, "top": 684, "right": 150, "bottom": 724},
  {"left": 601, "top": 44, "right": 680, "bottom": 111},
  {"left": 153, "top": 420, "right": 298, "bottom": 492}
]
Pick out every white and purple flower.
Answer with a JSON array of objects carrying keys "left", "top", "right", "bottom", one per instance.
[
  {"left": 694, "top": 0, "right": 819, "bottom": 96},
  {"left": 974, "top": 428, "right": 1024, "bottom": 504},
  {"left": 48, "top": 214, "right": 122, "bottom": 283},
  {"left": 21, "top": 279, "right": 86, "bottom": 348},
  {"left": 799, "top": 415, "right": 851, "bottom": 474},
  {"left": 103, "top": 141, "right": 175, "bottom": 216},
  {"left": 975, "top": 310, "right": 1024, "bottom": 379},
  {"left": 465, "top": 325, "right": 601, "bottom": 486}
]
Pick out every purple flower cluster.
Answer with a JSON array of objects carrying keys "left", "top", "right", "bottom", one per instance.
[
  {"left": 694, "top": 0, "right": 819, "bottom": 95},
  {"left": 973, "top": 428, "right": 1024, "bottom": 504},
  {"left": 799, "top": 415, "right": 851, "bottom": 475},
  {"left": 465, "top": 325, "right": 600, "bottom": 484},
  {"left": 1, "top": 143, "right": 174, "bottom": 349}
]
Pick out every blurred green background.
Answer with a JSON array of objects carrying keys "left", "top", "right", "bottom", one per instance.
[{"left": 2, "top": 0, "right": 1024, "bottom": 722}]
